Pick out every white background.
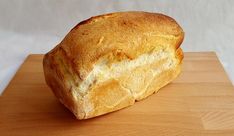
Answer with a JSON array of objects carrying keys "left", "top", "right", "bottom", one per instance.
[{"left": 0, "top": 0, "right": 234, "bottom": 94}]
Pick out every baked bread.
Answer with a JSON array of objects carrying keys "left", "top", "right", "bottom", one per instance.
[{"left": 43, "top": 11, "right": 184, "bottom": 119}]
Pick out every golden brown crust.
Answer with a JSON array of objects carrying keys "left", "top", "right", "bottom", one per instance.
[
  {"left": 43, "top": 11, "right": 184, "bottom": 119},
  {"left": 52, "top": 11, "right": 184, "bottom": 79}
]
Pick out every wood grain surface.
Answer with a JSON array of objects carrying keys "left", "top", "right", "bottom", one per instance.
[{"left": 1, "top": 52, "right": 234, "bottom": 136}]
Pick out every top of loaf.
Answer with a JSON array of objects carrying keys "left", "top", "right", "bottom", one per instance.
[{"left": 46, "top": 11, "right": 184, "bottom": 80}]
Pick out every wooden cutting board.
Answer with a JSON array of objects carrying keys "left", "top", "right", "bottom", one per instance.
[{"left": 1, "top": 52, "right": 234, "bottom": 136}]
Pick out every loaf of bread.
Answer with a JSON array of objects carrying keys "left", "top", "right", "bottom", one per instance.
[{"left": 43, "top": 11, "right": 184, "bottom": 119}]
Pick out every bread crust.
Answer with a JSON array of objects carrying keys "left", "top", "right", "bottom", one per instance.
[{"left": 43, "top": 11, "right": 184, "bottom": 119}]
